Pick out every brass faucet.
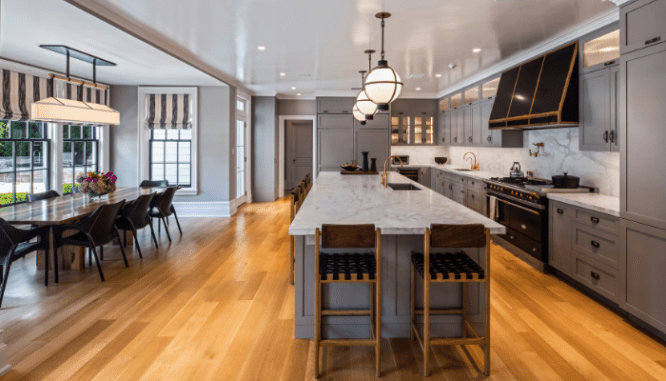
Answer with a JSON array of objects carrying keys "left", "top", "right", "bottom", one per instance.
[
  {"left": 463, "top": 152, "right": 480, "bottom": 171},
  {"left": 382, "top": 155, "right": 404, "bottom": 187}
]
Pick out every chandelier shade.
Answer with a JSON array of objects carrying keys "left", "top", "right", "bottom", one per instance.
[
  {"left": 352, "top": 103, "right": 367, "bottom": 124},
  {"left": 363, "top": 13, "right": 402, "bottom": 111},
  {"left": 356, "top": 90, "right": 378, "bottom": 118}
]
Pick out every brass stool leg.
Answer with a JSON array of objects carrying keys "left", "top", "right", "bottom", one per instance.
[
  {"left": 462, "top": 283, "right": 467, "bottom": 338},
  {"left": 410, "top": 262, "right": 415, "bottom": 341}
]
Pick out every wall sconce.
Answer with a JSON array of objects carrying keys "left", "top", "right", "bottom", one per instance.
[{"left": 529, "top": 143, "right": 544, "bottom": 157}]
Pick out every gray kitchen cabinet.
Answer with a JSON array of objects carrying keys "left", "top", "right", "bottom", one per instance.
[
  {"left": 439, "top": 111, "right": 451, "bottom": 145},
  {"left": 452, "top": 182, "right": 465, "bottom": 205},
  {"left": 479, "top": 99, "right": 501, "bottom": 147},
  {"left": 579, "top": 24, "right": 620, "bottom": 75},
  {"left": 449, "top": 109, "right": 460, "bottom": 145},
  {"left": 418, "top": 167, "right": 431, "bottom": 188},
  {"left": 317, "top": 97, "right": 354, "bottom": 114},
  {"left": 620, "top": 0, "right": 666, "bottom": 55},
  {"left": 412, "top": 99, "right": 438, "bottom": 115},
  {"left": 465, "top": 188, "right": 484, "bottom": 214},
  {"left": 443, "top": 177, "right": 454, "bottom": 199},
  {"left": 571, "top": 252, "right": 621, "bottom": 303},
  {"left": 460, "top": 106, "right": 471, "bottom": 146},
  {"left": 621, "top": 42, "right": 666, "bottom": 229},
  {"left": 318, "top": 114, "right": 354, "bottom": 129},
  {"left": 580, "top": 69, "right": 612, "bottom": 151},
  {"left": 392, "top": 99, "right": 436, "bottom": 145},
  {"left": 572, "top": 221, "right": 620, "bottom": 271},
  {"left": 354, "top": 129, "right": 389, "bottom": 171},
  {"left": 318, "top": 129, "right": 354, "bottom": 171},
  {"left": 610, "top": 65, "right": 620, "bottom": 152},
  {"left": 470, "top": 102, "right": 483, "bottom": 146},
  {"left": 622, "top": 219, "right": 666, "bottom": 334},
  {"left": 355, "top": 113, "right": 389, "bottom": 129},
  {"left": 549, "top": 201, "right": 574, "bottom": 276}
]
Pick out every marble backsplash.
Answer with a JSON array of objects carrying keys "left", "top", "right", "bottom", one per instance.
[{"left": 392, "top": 127, "right": 620, "bottom": 196}]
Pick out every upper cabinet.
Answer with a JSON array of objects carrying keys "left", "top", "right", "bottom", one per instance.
[
  {"left": 390, "top": 99, "right": 437, "bottom": 145},
  {"left": 317, "top": 97, "right": 354, "bottom": 114},
  {"left": 581, "top": 28, "right": 621, "bottom": 74},
  {"left": 481, "top": 78, "right": 500, "bottom": 101},
  {"left": 620, "top": 0, "right": 666, "bottom": 55}
]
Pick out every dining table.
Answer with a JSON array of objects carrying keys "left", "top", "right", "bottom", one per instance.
[{"left": 0, "top": 187, "right": 166, "bottom": 272}]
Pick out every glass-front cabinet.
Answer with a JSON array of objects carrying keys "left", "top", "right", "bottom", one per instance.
[
  {"left": 391, "top": 116, "right": 411, "bottom": 144},
  {"left": 391, "top": 99, "right": 437, "bottom": 146}
]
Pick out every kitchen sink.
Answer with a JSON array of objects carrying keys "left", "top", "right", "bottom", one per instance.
[{"left": 388, "top": 183, "right": 421, "bottom": 191}]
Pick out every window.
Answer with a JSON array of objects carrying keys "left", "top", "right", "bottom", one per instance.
[
  {"left": 0, "top": 120, "right": 50, "bottom": 205},
  {"left": 62, "top": 125, "right": 98, "bottom": 195},
  {"left": 149, "top": 129, "right": 192, "bottom": 187}
]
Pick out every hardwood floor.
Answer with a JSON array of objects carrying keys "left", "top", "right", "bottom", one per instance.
[{"left": 1, "top": 198, "right": 665, "bottom": 380}]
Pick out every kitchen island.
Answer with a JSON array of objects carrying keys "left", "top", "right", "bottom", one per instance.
[{"left": 289, "top": 171, "right": 505, "bottom": 339}]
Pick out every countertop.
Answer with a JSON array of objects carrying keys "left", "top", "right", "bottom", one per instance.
[
  {"left": 393, "top": 163, "right": 502, "bottom": 181},
  {"left": 289, "top": 171, "right": 506, "bottom": 235},
  {"left": 547, "top": 193, "right": 620, "bottom": 217}
]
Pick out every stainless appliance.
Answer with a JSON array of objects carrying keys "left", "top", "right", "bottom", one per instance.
[
  {"left": 392, "top": 155, "right": 409, "bottom": 165},
  {"left": 484, "top": 176, "right": 590, "bottom": 264},
  {"left": 510, "top": 162, "right": 524, "bottom": 178},
  {"left": 399, "top": 169, "right": 419, "bottom": 182}
]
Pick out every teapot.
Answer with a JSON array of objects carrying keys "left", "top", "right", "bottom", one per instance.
[{"left": 510, "top": 162, "right": 524, "bottom": 178}]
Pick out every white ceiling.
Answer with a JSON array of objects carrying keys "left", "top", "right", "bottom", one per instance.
[
  {"left": 66, "top": 0, "right": 618, "bottom": 98},
  {"left": 0, "top": 0, "right": 222, "bottom": 86}
]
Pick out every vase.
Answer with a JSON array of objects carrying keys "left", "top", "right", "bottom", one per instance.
[
  {"left": 361, "top": 151, "right": 369, "bottom": 172},
  {"left": 370, "top": 158, "right": 377, "bottom": 172}
]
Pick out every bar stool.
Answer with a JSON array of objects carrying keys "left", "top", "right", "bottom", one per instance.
[
  {"left": 289, "top": 190, "right": 301, "bottom": 285},
  {"left": 410, "top": 224, "right": 491, "bottom": 376},
  {"left": 314, "top": 224, "right": 382, "bottom": 378}
]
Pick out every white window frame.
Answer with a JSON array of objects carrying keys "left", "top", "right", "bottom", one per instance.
[
  {"left": 236, "top": 91, "right": 252, "bottom": 204},
  {"left": 137, "top": 87, "right": 198, "bottom": 196}
]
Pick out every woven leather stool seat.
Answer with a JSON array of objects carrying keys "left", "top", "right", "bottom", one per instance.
[
  {"left": 320, "top": 253, "right": 377, "bottom": 281},
  {"left": 411, "top": 252, "right": 485, "bottom": 281}
]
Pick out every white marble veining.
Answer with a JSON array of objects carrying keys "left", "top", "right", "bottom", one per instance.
[
  {"left": 289, "top": 172, "right": 505, "bottom": 235},
  {"left": 547, "top": 193, "right": 620, "bottom": 217},
  {"left": 446, "top": 127, "right": 620, "bottom": 196}
]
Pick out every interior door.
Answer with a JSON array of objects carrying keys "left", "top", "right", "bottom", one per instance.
[
  {"left": 286, "top": 120, "right": 313, "bottom": 191},
  {"left": 236, "top": 119, "right": 247, "bottom": 205}
]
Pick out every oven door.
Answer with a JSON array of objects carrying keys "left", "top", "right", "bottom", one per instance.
[{"left": 500, "top": 199, "right": 542, "bottom": 242}]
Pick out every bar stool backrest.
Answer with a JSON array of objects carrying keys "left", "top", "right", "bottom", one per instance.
[
  {"left": 140, "top": 180, "right": 169, "bottom": 188},
  {"left": 321, "top": 224, "right": 376, "bottom": 249},
  {"left": 291, "top": 191, "right": 300, "bottom": 222},
  {"left": 429, "top": 224, "right": 486, "bottom": 248}
]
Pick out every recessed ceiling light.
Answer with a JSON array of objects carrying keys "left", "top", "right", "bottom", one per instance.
[
  {"left": 416, "top": 87, "right": 421, "bottom": 91},
  {"left": 448, "top": 63, "right": 457, "bottom": 69},
  {"left": 435, "top": 74, "right": 442, "bottom": 78},
  {"left": 473, "top": 48, "right": 481, "bottom": 53},
  {"left": 297, "top": 93, "right": 301, "bottom": 96},
  {"left": 258, "top": 46, "right": 266, "bottom": 51},
  {"left": 280, "top": 72, "right": 286, "bottom": 76},
  {"left": 291, "top": 87, "right": 296, "bottom": 90}
]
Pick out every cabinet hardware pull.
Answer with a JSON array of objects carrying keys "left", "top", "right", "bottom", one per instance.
[
  {"left": 532, "top": 248, "right": 538, "bottom": 252},
  {"left": 557, "top": 208, "right": 564, "bottom": 214},
  {"left": 609, "top": 130, "right": 615, "bottom": 143},
  {"left": 454, "top": 137, "right": 457, "bottom": 143},
  {"left": 590, "top": 271, "right": 600, "bottom": 280},
  {"left": 323, "top": 110, "right": 329, "bottom": 113},
  {"left": 645, "top": 36, "right": 661, "bottom": 45},
  {"left": 398, "top": 112, "right": 403, "bottom": 115},
  {"left": 422, "top": 112, "right": 426, "bottom": 115},
  {"left": 603, "top": 131, "right": 609, "bottom": 142},
  {"left": 343, "top": 110, "right": 348, "bottom": 113},
  {"left": 510, "top": 236, "right": 515, "bottom": 240},
  {"left": 469, "top": 136, "right": 473, "bottom": 143},
  {"left": 591, "top": 240, "right": 600, "bottom": 248},
  {"left": 487, "top": 136, "right": 492, "bottom": 142},
  {"left": 591, "top": 216, "right": 599, "bottom": 223},
  {"left": 604, "top": 60, "right": 616, "bottom": 66}
]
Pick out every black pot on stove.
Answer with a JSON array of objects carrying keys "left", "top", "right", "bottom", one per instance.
[{"left": 552, "top": 172, "right": 580, "bottom": 188}]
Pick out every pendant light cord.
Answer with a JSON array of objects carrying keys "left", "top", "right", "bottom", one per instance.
[
  {"left": 381, "top": 19, "right": 385, "bottom": 60},
  {"left": 368, "top": 51, "right": 372, "bottom": 71}
]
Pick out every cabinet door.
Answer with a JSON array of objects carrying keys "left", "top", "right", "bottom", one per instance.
[
  {"left": 550, "top": 202, "right": 574, "bottom": 275},
  {"left": 450, "top": 109, "right": 459, "bottom": 145},
  {"left": 622, "top": 219, "right": 666, "bottom": 334},
  {"left": 418, "top": 167, "right": 431, "bottom": 187},
  {"left": 452, "top": 182, "right": 465, "bottom": 204},
  {"left": 318, "top": 129, "right": 354, "bottom": 171},
  {"left": 319, "top": 114, "right": 354, "bottom": 129},
  {"left": 620, "top": 0, "right": 666, "bottom": 55},
  {"left": 465, "top": 188, "right": 484, "bottom": 214},
  {"left": 610, "top": 66, "right": 620, "bottom": 152},
  {"left": 318, "top": 97, "right": 354, "bottom": 114},
  {"left": 459, "top": 106, "right": 471, "bottom": 146},
  {"left": 580, "top": 69, "right": 611, "bottom": 151},
  {"left": 443, "top": 179, "right": 453, "bottom": 199},
  {"left": 356, "top": 113, "right": 389, "bottom": 129},
  {"left": 390, "top": 99, "right": 411, "bottom": 116},
  {"left": 440, "top": 112, "right": 451, "bottom": 145},
  {"left": 480, "top": 99, "right": 500, "bottom": 147},
  {"left": 622, "top": 43, "right": 666, "bottom": 228},
  {"left": 354, "top": 129, "right": 389, "bottom": 170},
  {"left": 470, "top": 103, "right": 483, "bottom": 146}
]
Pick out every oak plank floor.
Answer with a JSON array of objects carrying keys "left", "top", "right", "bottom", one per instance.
[{"left": 1, "top": 198, "right": 665, "bottom": 380}]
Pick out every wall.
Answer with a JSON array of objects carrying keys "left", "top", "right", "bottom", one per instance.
[
  {"left": 390, "top": 145, "right": 449, "bottom": 166},
  {"left": 110, "top": 86, "right": 139, "bottom": 188},
  {"left": 252, "top": 96, "right": 279, "bottom": 202},
  {"left": 278, "top": 99, "right": 316, "bottom": 116}
]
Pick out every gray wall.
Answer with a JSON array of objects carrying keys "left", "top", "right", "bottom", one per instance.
[
  {"left": 279, "top": 99, "right": 316, "bottom": 115},
  {"left": 109, "top": 85, "right": 236, "bottom": 203},
  {"left": 252, "top": 96, "right": 279, "bottom": 202}
]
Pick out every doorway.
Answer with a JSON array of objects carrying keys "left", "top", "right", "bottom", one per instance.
[{"left": 284, "top": 120, "right": 313, "bottom": 192}]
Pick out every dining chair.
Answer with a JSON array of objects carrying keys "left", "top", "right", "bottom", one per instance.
[
  {"left": 53, "top": 201, "right": 127, "bottom": 282},
  {"left": 26, "top": 190, "right": 60, "bottom": 203},
  {"left": 149, "top": 186, "right": 181, "bottom": 242},
  {"left": 115, "top": 193, "right": 158, "bottom": 258},
  {"left": 0, "top": 218, "right": 51, "bottom": 306},
  {"left": 140, "top": 180, "right": 169, "bottom": 188}
]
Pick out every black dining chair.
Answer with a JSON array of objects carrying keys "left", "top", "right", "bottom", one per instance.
[
  {"left": 0, "top": 218, "right": 51, "bottom": 307},
  {"left": 149, "top": 187, "right": 182, "bottom": 242},
  {"left": 53, "top": 201, "right": 127, "bottom": 282},
  {"left": 140, "top": 180, "right": 169, "bottom": 188},
  {"left": 115, "top": 193, "right": 158, "bottom": 258},
  {"left": 26, "top": 190, "right": 60, "bottom": 203}
]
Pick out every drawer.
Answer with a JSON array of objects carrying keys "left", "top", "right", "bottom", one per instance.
[
  {"left": 572, "top": 222, "right": 620, "bottom": 270},
  {"left": 621, "top": 0, "right": 666, "bottom": 55},
  {"left": 501, "top": 228, "right": 543, "bottom": 261},
  {"left": 466, "top": 189, "right": 484, "bottom": 214},
  {"left": 318, "top": 114, "right": 353, "bottom": 129},
  {"left": 575, "top": 208, "right": 620, "bottom": 235},
  {"left": 572, "top": 252, "right": 619, "bottom": 303},
  {"left": 466, "top": 177, "right": 484, "bottom": 192},
  {"left": 318, "top": 97, "right": 354, "bottom": 114}
]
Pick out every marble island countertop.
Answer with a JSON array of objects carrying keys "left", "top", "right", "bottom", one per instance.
[
  {"left": 392, "top": 163, "right": 502, "bottom": 181},
  {"left": 547, "top": 193, "right": 620, "bottom": 217},
  {"left": 289, "top": 171, "right": 506, "bottom": 235}
]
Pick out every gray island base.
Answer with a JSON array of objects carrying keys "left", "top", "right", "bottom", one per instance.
[{"left": 289, "top": 172, "right": 505, "bottom": 339}]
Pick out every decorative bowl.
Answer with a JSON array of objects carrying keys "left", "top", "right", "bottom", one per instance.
[
  {"left": 435, "top": 157, "right": 448, "bottom": 164},
  {"left": 340, "top": 165, "right": 359, "bottom": 171}
]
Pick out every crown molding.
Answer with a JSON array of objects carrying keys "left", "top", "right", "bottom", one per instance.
[
  {"left": 277, "top": 94, "right": 316, "bottom": 100},
  {"left": 253, "top": 91, "right": 278, "bottom": 97},
  {"left": 609, "top": 0, "right": 632, "bottom": 6},
  {"left": 65, "top": 0, "right": 255, "bottom": 95},
  {"left": 435, "top": 8, "right": 620, "bottom": 99}
]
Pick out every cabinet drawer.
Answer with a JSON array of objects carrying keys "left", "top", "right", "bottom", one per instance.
[
  {"left": 572, "top": 222, "right": 620, "bottom": 270},
  {"left": 466, "top": 177, "right": 484, "bottom": 192},
  {"left": 466, "top": 189, "right": 484, "bottom": 214},
  {"left": 318, "top": 115, "right": 353, "bottom": 129},
  {"left": 572, "top": 252, "right": 619, "bottom": 303},
  {"left": 502, "top": 228, "right": 542, "bottom": 259},
  {"left": 621, "top": 0, "right": 666, "bottom": 55},
  {"left": 318, "top": 98, "right": 354, "bottom": 114},
  {"left": 575, "top": 208, "right": 620, "bottom": 235}
]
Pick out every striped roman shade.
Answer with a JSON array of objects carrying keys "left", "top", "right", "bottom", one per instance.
[
  {"left": 144, "top": 93, "right": 192, "bottom": 129},
  {"left": 0, "top": 69, "right": 109, "bottom": 121}
]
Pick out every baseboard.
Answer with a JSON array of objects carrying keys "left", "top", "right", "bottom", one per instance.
[
  {"left": 171, "top": 200, "right": 238, "bottom": 217},
  {"left": 0, "top": 330, "right": 10, "bottom": 376}
]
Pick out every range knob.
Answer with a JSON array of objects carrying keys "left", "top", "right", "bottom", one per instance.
[
  {"left": 511, "top": 191, "right": 515, "bottom": 195},
  {"left": 529, "top": 196, "right": 533, "bottom": 200},
  {"left": 518, "top": 192, "right": 523, "bottom": 198}
]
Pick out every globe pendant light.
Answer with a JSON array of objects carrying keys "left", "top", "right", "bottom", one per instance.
[
  {"left": 356, "top": 50, "right": 378, "bottom": 120},
  {"left": 364, "top": 12, "right": 403, "bottom": 111},
  {"left": 352, "top": 103, "right": 366, "bottom": 125}
]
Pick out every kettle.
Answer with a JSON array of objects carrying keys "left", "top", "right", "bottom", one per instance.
[{"left": 510, "top": 162, "right": 524, "bottom": 178}]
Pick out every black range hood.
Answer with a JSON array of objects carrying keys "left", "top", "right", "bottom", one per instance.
[{"left": 489, "top": 42, "right": 579, "bottom": 130}]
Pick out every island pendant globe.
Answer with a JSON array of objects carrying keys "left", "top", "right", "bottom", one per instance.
[
  {"left": 356, "top": 50, "right": 378, "bottom": 119},
  {"left": 364, "top": 13, "right": 403, "bottom": 111},
  {"left": 352, "top": 103, "right": 367, "bottom": 125}
]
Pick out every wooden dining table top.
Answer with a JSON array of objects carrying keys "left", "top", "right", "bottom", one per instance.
[{"left": 0, "top": 187, "right": 166, "bottom": 226}]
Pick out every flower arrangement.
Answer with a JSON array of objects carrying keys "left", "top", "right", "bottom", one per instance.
[{"left": 77, "top": 171, "right": 118, "bottom": 197}]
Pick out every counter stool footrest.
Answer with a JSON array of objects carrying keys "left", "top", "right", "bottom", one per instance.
[
  {"left": 321, "top": 309, "right": 371, "bottom": 316},
  {"left": 464, "top": 320, "right": 480, "bottom": 338},
  {"left": 415, "top": 308, "right": 463, "bottom": 315},
  {"left": 320, "top": 339, "right": 376, "bottom": 347},
  {"left": 429, "top": 337, "right": 486, "bottom": 346}
]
